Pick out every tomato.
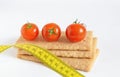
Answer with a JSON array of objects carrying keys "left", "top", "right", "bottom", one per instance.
[
  {"left": 42, "top": 23, "right": 61, "bottom": 41},
  {"left": 21, "top": 22, "right": 39, "bottom": 40},
  {"left": 66, "top": 20, "right": 86, "bottom": 42}
]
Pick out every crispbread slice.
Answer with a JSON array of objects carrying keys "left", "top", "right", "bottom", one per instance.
[
  {"left": 16, "top": 31, "right": 93, "bottom": 51},
  {"left": 17, "top": 49, "right": 99, "bottom": 72},
  {"left": 17, "top": 37, "right": 97, "bottom": 58}
]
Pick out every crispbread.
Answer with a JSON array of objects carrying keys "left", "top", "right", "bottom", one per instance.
[
  {"left": 17, "top": 49, "right": 99, "bottom": 72},
  {"left": 16, "top": 31, "right": 93, "bottom": 51},
  {"left": 17, "top": 37, "right": 97, "bottom": 58}
]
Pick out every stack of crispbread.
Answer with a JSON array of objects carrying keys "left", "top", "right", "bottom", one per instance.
[{"left": 16, "top": 31, "right": 99, "bottom": 72}]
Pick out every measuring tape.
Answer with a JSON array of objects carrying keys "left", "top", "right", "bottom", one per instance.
[
  {"left": 0, "top": 44, "right": 85, "bottom": 77},
  {"left": 0, "top": 45, "right": 12, "bottom": 53}
]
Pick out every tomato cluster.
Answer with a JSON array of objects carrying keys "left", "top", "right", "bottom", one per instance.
[{"left": 21, "top": 20, "right": 86, "bottom": 42}]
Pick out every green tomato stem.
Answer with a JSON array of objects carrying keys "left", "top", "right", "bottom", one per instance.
[
  {"left": 48, "top": 28, "right": 56, "bottom": 36},
  {"left": 73, "top": 19, "right": 80, "bottom": 24},
  {"left": 27, "top": 22, "right": 32, "bottom": 29}
]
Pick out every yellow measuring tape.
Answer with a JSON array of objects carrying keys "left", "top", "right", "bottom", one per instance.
[{"left": 0, "top": 44, "right": 85, "bottom": 77}]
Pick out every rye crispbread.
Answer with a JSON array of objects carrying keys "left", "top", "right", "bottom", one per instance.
[{"left": 16, "top": 31, "right": 99, "bottom": 72}]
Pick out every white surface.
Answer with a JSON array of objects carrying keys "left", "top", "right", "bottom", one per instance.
[{"left": 0, "top": 0, "right": 120, "bottom": 77}]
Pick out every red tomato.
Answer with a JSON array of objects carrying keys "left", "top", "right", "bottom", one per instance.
[
  {"left": 21, "top": 22, "right": 39, "bottom": 40},
  {"left": 66, "top": 22, "right": 86, "bottom": 42},
  {"left": 42, "top": 23, "right": 61, "bottom": 41}
]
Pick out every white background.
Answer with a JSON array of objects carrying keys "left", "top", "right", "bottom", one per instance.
[{"left": 0, "top": 0, "right": 120, "bottom": 77}]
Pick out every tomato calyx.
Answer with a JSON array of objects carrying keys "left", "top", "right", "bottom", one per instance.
[
  {"left": 48, "top": 28, "right": 57, "bottom": 36},
  {"left": 27, "top": 23, "right": 32, "bottom": 29}
]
